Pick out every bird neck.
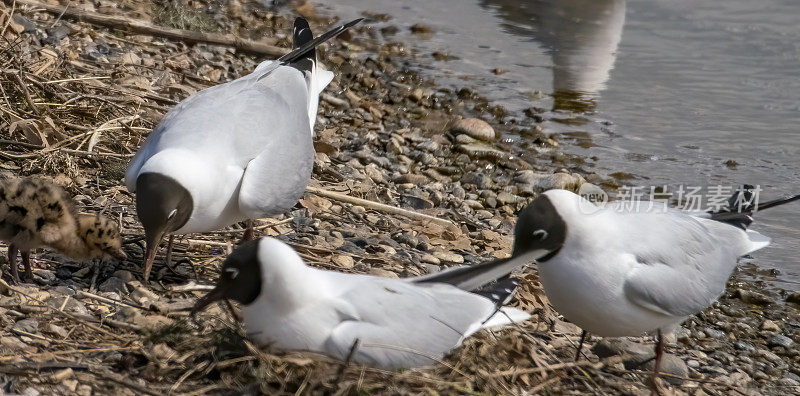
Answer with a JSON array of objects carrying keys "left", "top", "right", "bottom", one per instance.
[
  {"left": 251, "top": 253, "right": 327, "bottom": 314},
  {"left": 49, "top": 231, "right": 91, "bottom": 260}
]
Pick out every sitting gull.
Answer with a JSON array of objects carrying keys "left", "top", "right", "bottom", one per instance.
[{"left": 192, "top": 237, "right": 530, "bottom": 369}]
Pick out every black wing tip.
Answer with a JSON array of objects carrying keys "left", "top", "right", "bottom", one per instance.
[{"left": 474, "top": 276, "right": 519, "bottom": 306}]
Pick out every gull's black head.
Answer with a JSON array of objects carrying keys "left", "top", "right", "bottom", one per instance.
[
  {"left": 512, "top": 194, "right": 567, "bottom": 262},
  {"left": 193, "top": 239, "right": 263, "bottom": 314},
  {"left": 136, "top": 172, "right": 192, "bottom": 282}
]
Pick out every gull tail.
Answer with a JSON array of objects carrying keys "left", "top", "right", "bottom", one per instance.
[
  {"left": 710, "top": 185, "right": 800, "bottom": 230},
  {"left": 473, "top": 276, "right": 519, "bottom": 307},
  {"left": 462, "top": 306, "right": 530, "bottom": 341},
  {"left": 256, "top": 17, "right": 363, "bottom": 131}
]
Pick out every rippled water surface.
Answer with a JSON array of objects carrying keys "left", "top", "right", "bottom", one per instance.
[{"left": 322, "top": 0, "right": 800, "bottom": 290}]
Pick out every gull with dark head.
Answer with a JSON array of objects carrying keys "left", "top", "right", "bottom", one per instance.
[
  {"left": 432, "top": 187, "right": 799, "bottom": 381},
  {"left": 193, "top": 237, "right": 530, "bottom": 369},
  {"left": 125, "top": 18, "right": 362, "bottom": 283}
]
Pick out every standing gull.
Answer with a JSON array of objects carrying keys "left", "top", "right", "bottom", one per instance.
[
  {"left": 125, "top": 18, "right": 361, "bottom": 282},
  {"left": 192, "top": 237, "right": 530, "bottom": 369},
  {"left": 422, "top": 187, "right": 799, "bottom": 379}
]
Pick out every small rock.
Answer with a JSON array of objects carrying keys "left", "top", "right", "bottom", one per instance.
[
  {"left": 332, "top": 255, "right": 355, "bottom": 269},
  {"left": 131, "top": 287, "right": 159, "bottom": 304},
  {"left": 703, "top": 328, "right": 725, "bottom": 339},
  {"left": 451, "top": 118, "right": 495, "bottom": 141},
  {"left": 515, "top": 171, "right": 585, "bottom": 194},
  {"left": 98, "top": 277, "right": 127, "bottom": 294},
  {"left": 113, "top": 270, "right": 135, "bottom": 282},
  {"left": 13, "top": 318, "right": 39, "bottom": 334},
  {"left": 787, "top": 292, "right": 800, "bottom": 304},
  {"left": 761, "top": 319, "right": 781, "bottom": 332},
  {"left": 43, "top": 26, "right": 70, "bottom": 45},
  {"left": 461, "top": 172, "right": 493, "bottom": 189},
  {"left": 368, "top": 268, "right": 399, "bottom": 278},
  {"left": 592, "top": 338, "right": 651, "bottom": 358},
  {"left": 120, "top": 52, "right": 141, "bottom": 65},
  {"left": 420, "top": 253, "right": 440, "bottom": 265},
  {"left": 410, "top": 23, "right": 434, "bottom": 34},
  {"left": 76, "top": 384, "right": 92, "bottom": 396},
  {"left": 50, "top": 368, "right": 73, "bottom": 381},
  {"left": 768, "top": 334, "right": 794, "bottom": 349},
  {"left": 735, "top": 341, "right": 755, "bottom": 352},
  {"left": 734, "top": 289, "right": 773, "bottom": 305},
  {"left": 46, "top": 324, "right": 69, "bottom": 339},
  {"left": 434, "top": 251, "right": 464, "bottom": 264},
  {"left": 623, "top": 353, "right": 688, "bottom": 384}
]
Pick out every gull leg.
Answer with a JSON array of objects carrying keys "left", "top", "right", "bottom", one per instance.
[
  {"left": 241, "top": 219, "right": 255, "bottom": 242},
  {"left": 89, "top": 260, "right": 100, "bottom": 292},
  {"left": 8, "top": 244, "right": 19, "bottom": 284},
  {"left": 575, "top": 330, "right": 588, "bottom": 362},
  {"left": 164, "top": 235, "right": 175, "bottom": 270},
  {"left": 649, "top": 329, "right": 666, "bottom": 395},
  {"left": 20, "top": 250, "right": 33, "bottom": 283}
]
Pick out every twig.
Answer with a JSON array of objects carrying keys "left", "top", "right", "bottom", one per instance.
[
  {"left": 0, "top": 278, "right": 129, "bottom": 340},
  {"left": 486, "top": 360, "right": 603, "bottom": 377},
  {"left": 5, "top": 0, "right": 288, "bottom": 56},
  {"left": 14, "top": 72, "right": 40, "bottom": 115},
  {"left": 76, "top": 290, "right": 148, "bottom": 311},
  {"left": 306, "top": 186, "right": 454, "bottom": 228},
  {"left": 334, "top": 338, "right": 360, "bottom": 384},
  {"left": 89, "top": 366, "right": 165, "bottom": 396},
  {"left": 0, "top": 346, "right": 138, "bottom": 362}
]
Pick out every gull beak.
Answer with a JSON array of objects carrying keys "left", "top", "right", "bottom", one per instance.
[
  {"left": 143, "top": 230, "right": 164, "bottom": 284},
  {"left": 192, "top": 285, "right": 226, "bottom": 316}
]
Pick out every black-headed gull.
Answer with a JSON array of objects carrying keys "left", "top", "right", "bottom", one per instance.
[
  {"left": 192, "top": 237, "right": 530, "bottom": 369},
  {"left": 438, "top": 187, "right": 799, "bottom": 378},
  {"left": 125, "top": 18, "right": 361, "bottom": 282}
]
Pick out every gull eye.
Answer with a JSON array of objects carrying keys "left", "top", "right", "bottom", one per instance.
[
  {"left": 225, "top": 267, "right": 240, "bottom": 279},
  {"left": 167, "top": 209, "right": 178, "bottom": 219},
  {"left": 532, "top": 229, "right": 548, "bottom": 241}
]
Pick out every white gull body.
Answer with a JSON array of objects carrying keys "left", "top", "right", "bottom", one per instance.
[
  {"left": 241, "top": 238, "right": 530, "bottom": 369},
  {"left": 537, "top": 189, "right": 770, "bottom": 337},
  {"left": 124, "top": 60, "right": 332, "bottom": 233}
]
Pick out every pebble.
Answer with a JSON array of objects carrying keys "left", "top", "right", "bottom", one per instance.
[
  {"left": 451, "top": 118, "right": 495, "bottom": 141},
  {"left": 368, "top": 268, "right": 399, "bottom": 278},
  {"left": 332, "top": 255, "right": 355, "bottom": 269},
  {"left": 768, "top": 334, "right": 794, "bottom": 349},
  {"left": 592, "top": 338, "right": 651, "bottom": 358},
  {"left": 703, "top": 328, "right": 725, "bottom": 339},
  {"left": 434, "top": 251, "right": 464, "bottom": 264},
  {"left": 98, "top": 277, "right": 127, "bottom": 294},
  {"left": 12, "top": 318, "right": 39, "bottom": 334},
  {"left": 514, "top": 171, "right": 585, "bottom": 194}
]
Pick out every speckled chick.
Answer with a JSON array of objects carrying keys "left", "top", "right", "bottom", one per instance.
[{"left": 0, "top": 177, "right": 126, "bottom": 283}]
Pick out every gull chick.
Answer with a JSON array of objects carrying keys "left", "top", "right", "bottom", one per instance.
[
  {"left": 0, "top": 177, "right": 126, "bottom": 283},
  {"left": 459, "top": 188, "right": 799, "bottom": 379},
  {"left": 125, "top": 17, "right": 362, "bottom": 283},
  {"left": 193, "top": 238, "right": 530, "bottom": 369}
]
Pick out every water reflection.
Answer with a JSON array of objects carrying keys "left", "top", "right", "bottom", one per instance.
[{"left": 481, "top": 0, "right": 626, "bottom": 113}]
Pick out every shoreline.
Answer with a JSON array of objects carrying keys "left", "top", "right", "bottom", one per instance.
[{"left": 0, "top": 1, "right": 797, "bottom": 394}]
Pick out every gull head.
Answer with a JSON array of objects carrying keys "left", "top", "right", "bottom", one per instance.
[
  {"left": 136, "top": 172, "right": 192, "bottom": 283},
  {"left": 193, "top": 239, "right": 262, "bottom": 314},
  {"left": 511, "top": 191, "right": 569, "bottom": 262}
]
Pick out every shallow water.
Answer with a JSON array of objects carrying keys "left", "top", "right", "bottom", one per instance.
[{"left": 323, "top": 0, "right": 800, "bottom": 290}]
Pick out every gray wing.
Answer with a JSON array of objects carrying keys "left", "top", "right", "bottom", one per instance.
[
  {"left": 324, "top": 279, "right": 496, "bottom": 369},
  {"left": 125, "top": 66, "right": 310, "bottom": 191},
  {"left": 617, "top": 210, "right": 751, "bottom": 317}
]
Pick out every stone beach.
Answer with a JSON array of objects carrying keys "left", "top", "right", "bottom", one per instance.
[{"left": 0, "top": 0, "right": 796, "bottom": 394}]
